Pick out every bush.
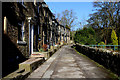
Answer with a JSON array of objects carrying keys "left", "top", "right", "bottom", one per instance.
[
  {"left": 39, "top": 48, "right": 44, "bottom": 52},
  {"left": 74, "top": 27, "right": 96, "bottom": 45},
  {"left": 107, "top": 43, "right": 112, "bottom": 45},
  {"left": 111, "top": 29, "right": 118, "bottom": 45},
  {"left": 98, "top": 42, "right": 105, "bottom": 48},
  {"left": 98, "top": 41, "right": 105, "bottom": 45},
  {"left": 119, "top": 37, "right": 120, "bottom": 44}
]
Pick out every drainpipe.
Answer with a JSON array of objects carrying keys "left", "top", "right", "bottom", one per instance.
[
  {"left": 43, "top": 31, "right": 45, "bottom": 45},
  {"left": 31, "top": 24, "right": 34, "bottom": 54},
  {"left": 28, "top": 17, "right": 32, "bottom": 56}
]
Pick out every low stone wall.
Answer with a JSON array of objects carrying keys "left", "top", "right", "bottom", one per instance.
[{"left": 74, "top": 43, "right": 120, "bottom": 76}]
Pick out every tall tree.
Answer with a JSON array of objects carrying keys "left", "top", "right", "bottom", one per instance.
[
  {"left": 87, "top": 1, "right": 120, "bottom": 45},
  {"left": 74, "top": 27, "right": 96, "bottom": 45}
]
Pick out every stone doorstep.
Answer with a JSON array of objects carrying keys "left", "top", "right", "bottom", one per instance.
[
  {"left": 43, "top": 45, "right": 61, "bottom": 60},
  {"left": 50, "top": 49, "right": 54, "bottom": 53},
  {"left": 2, "top": 58, "right": 43, "bottom": 80},
  {"left": 2, "top": 68, "right": 30, "bottom": 80},
  {"left": 54, "top": 46, "right": 58, "bottom": 52},
  {"left": 30, "top": 47, "right": 59, "bottom": 59},
  {"left": 31, "top": 53, "right": 45, "bottom": 58},
  {"left": 19, "top": 58, "right": 43, "bottom": 73},
  {"left": 30, "top": 55, "right": 44, "bottom": 58}
]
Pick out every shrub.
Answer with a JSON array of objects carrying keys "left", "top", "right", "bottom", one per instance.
[
  {"left": 98, "top": 41, "right": 105, "bottom": 45},
  {"left": 111, "top": 29, "right": 118, "bottom": 45},
  {"left": 74, "top": 27, "right": 96, "bottom": 45},
  {"left": 98, "top": 42, "right": 105, "bottom": 48},
  {"left": 39, "top": 48, "right": 44, "bottom": 52},
  {"left": 118, "top": 36, "right": 120, "bottom": 45}
]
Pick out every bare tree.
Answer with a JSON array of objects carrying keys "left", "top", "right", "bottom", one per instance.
[{"left": 57, "top": 10, "right": 78, "bottom": 29}]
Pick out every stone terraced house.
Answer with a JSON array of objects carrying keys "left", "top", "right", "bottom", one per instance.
[{"left": 2, "top": 1, "right": 70, "bottom": 77}]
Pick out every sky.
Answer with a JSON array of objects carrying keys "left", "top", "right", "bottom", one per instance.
[{"left": 46, "top": 2, "right": 95, "bottom": 30}]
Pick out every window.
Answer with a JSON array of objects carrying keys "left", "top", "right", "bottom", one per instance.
[
  {"left": 55, "top": 23, "right": 57, "bottom": 26},
  {"left": 38, "top": 6, "right": 39, "bottom": 13},
  {"left": 18, "top": 0, "right": 26, "bottom": 8},
  {"left": 38, "top": 25, "right": 39, "bottom": 35},
  {"left": 17, "top": 21, "right": 26, "bottom": 45}
]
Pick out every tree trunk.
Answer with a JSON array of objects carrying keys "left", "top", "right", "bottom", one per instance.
[{"left": 104, "top": 37, "right": 107, "bottom": 45}]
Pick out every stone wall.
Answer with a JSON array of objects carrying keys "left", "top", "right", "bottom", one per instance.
[
  {"left": 74, "top": 43, "right": 120, "bottom": 76},
  {"left": 7, "top": 20, "right": 29, "bottom": 57},
  {"left": 2, "top": 2, "right": 33, "bottom": 77}
]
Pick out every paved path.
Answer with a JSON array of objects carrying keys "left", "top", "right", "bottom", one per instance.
[{"left": 26, "top": 45, "right": 114, "bottom": 79}]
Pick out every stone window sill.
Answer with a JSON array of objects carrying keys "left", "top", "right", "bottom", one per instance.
[{"left": 17, "top": 40, "right": 27, "bottom": 45}]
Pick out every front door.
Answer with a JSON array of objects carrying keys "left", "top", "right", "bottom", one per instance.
[{"left": 33, "top": 25, "right": 39, "bottom": 52}]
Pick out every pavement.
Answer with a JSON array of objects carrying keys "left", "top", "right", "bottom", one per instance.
[{"left": 26, "top": 45, "right": 116, "bottom": 79}]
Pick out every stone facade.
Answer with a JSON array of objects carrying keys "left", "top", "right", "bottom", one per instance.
[{"left": 2, "top": 1, "right": 70, "bottom": 77}]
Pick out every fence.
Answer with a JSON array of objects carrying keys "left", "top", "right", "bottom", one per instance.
[{"left": 88, "top": 45, "right": 120, "bottom": 51}]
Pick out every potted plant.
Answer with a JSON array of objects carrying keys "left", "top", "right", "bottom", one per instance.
[{"left": 42, "top": 44, "right": 48, "bottom": 52}]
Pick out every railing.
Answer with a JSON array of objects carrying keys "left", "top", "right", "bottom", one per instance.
[{"left": 87, "top": 45, "right": 120, "bottom": 51}]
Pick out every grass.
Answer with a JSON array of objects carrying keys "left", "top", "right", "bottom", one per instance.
[{"left": 73, "top": 46, "right": 119, "bottom": 79}]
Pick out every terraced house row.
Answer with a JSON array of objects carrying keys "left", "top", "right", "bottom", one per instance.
[{"left": 2, "top": 1, "right": 70, "bottom": 77}]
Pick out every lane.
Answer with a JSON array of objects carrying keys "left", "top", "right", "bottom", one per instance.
[
  {"left": 50, "top": 45, "right": 85, "bottom": 78},
  {"left": 26, "top": 45, "right": 114, "bottom": 79}
]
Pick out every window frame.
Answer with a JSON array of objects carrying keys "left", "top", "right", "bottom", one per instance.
[{"left": 17, "top": 21, "right": 27, "bottom": 45}]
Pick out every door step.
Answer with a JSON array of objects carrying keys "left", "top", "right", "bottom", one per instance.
[{"left": 31, "top": 52, "right": 44, "bottom": 58}]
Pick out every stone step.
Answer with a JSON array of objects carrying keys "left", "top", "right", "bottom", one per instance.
[
  {"left": 19, "top": 58, "right": 44, "bottom": 73},
  {"left": 2, "top": 68, "right": 30, "bottom": 80},
  {"left": 31, "top": 53, "right": 45, "bottom": 58}
]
